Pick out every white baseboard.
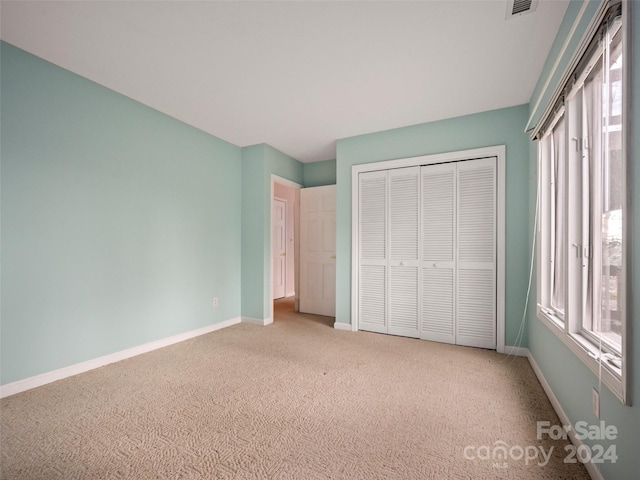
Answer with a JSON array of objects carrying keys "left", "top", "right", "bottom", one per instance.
[
  {"left": 333, "top": 322, "right": 353, "bottom": 331},
  {"left": 0, "top": 317, "right": 241, "bottom": 399},
  {"left": 242, "top": 317, "right": 273, "bottom": 326},
  {"left": 527, "top": 353, "right": 605, "bottom": 480},
  {"left": 503, "top": 345, "right": 529, "bottom": 357}
]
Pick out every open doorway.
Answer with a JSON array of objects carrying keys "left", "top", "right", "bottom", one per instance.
[{"left": 271, "top": 177, "right": 301, "bottom": 320}]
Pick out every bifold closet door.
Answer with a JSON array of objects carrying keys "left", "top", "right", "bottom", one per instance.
[
  {"left": 358, "top": 170, "right": 388, "bottom": 334},
  {"left": 456, "top": 158, "right": 496, "bottom": 349},
  {"left": 357, "top": 157, "right": 496, "bottom": 349},
  {"left": 388, "top": 167, "right": 420, "bottom": 338},
  {"left": 358, "top": 167, "right": 420, "bottom": 337},
  {"left": 421, "top": 163, "right": 456, "bottom": 344}
]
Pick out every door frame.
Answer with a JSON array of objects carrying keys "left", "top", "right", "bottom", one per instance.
[
  {"left": 270, "top": 175, "right": 302, "bottom": 322},
  {"left": 350, "top": 145, "right": 506, "bottom": 353},
  {"left": 272, "top": 197, "right": 288, "bottom": 300}
]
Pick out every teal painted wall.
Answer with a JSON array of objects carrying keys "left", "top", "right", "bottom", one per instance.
[
  {"left": 303, "top": 159, "right": 336, "bottom": 187},
  {"left": 335, "top": 105, "right": 531, "bottom": 349},
  {"left": 526, "top": 1, "right": 640, "bottom": 478},
  {"left": 240, "top": 144, "right": 303, "bottom": 320},
  {"left": 240, "top": 145, "right": 267, "bottom": 321},
  {"left": 1, "top": 42, "right": 243, "bottom": 384}
]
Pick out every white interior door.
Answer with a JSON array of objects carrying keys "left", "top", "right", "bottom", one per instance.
[
  {"left": 300, "top": 185, "right": 336, "bottom": 316},
  {"left": 272, "top": 199, "right": 287, "bottom": 300}
]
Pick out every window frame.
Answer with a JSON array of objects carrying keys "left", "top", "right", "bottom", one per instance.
[{"left": 535, "top": 0, "right": 630, "bottom": 405}]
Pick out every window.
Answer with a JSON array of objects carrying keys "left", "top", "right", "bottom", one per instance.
[
  {"left": 578, "top": 24, "right": 623, "bottom": 352},
  {"left": 536, "top": 6, "right": 628, "bottom": 403},
  {"left": 539, "top": 115, "right": 566, "bottom": 322}
]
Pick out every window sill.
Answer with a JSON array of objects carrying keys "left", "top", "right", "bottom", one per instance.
[
  {"left": 536, "top": 307, "right": 626, "bottom": 404},
  {"left": 538, "top": 307, "right": 564, "bottom": 329}
]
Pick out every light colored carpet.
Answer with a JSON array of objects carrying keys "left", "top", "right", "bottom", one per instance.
[{"left": 1, "top": 298, "right": 589, "bottom": 479}]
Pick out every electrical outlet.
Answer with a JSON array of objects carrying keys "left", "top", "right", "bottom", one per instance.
[
  {"left": 592, "top": 388, "right": 600, "bottom": 418},
  {"left": 212, "top": 297, "right": 218, "bottom": 307}
]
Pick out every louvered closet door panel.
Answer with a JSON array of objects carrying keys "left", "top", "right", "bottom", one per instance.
[
  {"left": 359, "top": 170, "right": 388, "bottom": 334},
  {"left": 389, "top": 266, "right": 419, "bottom": 335},
  {"left": 456, "top": 157, "right": 496, "bottom": 349},
  {"left": 389, "top": 167, "right": 419, "bottom": 261},
  {"left": 388, "top": 167, "right": 420, "bottom": 338},
  {"left": 420, "top": 163, "right": 456, "bottom": 344},
  {"left": 360, "top": 265, "right": 386, "bottom": 331}
]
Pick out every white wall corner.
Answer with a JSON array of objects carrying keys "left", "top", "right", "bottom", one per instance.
[
  {"left": 527, "top": 353, "right": 606, "bottom": 480},
  {"left": 333, "top": 322, "right": 353, "bottom": 331},
  {"left": 242, "top": 317, "right": 273, "bottom": 326},
  {"left": 0, "top": 317, "right": 242, "bottom": 399}
]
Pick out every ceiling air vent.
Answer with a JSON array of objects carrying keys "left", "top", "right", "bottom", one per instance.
[{"left": 506, "top": 0, "right": 539, "bottom": 19}]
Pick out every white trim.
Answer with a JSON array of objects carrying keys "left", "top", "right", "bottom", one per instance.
[
  {"left": 350, "top": 146, "right": 504, "bottom": 175},
  {"left": 537, "top": 309, "right": 624, "bottom": 402},
  {"left": 351, "top": 168, "right": 360, "bottom": 332},
  {"left": 0, "top": 317, "right": 242, "bottom": 398},
  {"left": 496, "top": 152, "right": 506, "bottom": 354},
  {"left": 271, "top": 175, "right": 302, "bottom": 190},
  {"left": 272, "top": 196, "right": 288, "bottom": 301},
  {"left": 351, "top": 145, "right": 507, "bottom": 351},
  {"left": 504, "top": 346, "right": 529, "bottom": 357},
  {"left": 333, "top": 322, "right": 353, "bottom": 331},
  {"left": 620, "top": 0, "right": 632, "bottom": 408},
  {"left": 242, "top": 316, "right": 273, "bottom": 326},
  {"left": 527, "top": 353, "right": 606, "bottom": 480}
]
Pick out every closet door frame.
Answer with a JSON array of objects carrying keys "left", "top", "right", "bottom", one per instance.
[{"left": 351, "top": 145, "right": 506, "bottom": 353}]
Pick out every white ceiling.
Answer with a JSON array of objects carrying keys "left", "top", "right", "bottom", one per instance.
[{"left": 1, "top": 0, "right": 568, "bottom": 163}]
